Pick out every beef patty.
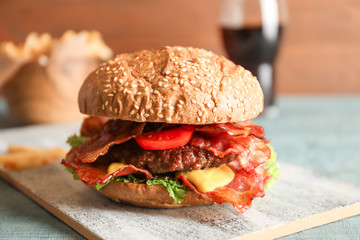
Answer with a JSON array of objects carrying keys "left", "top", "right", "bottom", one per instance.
[{"left": 105, "top": 140, "right": 236, "bottom": 174}]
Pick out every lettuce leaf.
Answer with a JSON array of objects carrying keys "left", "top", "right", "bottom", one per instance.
[
  {"left": 94, "top": 175, "right": 146, "bottom": 190},
  {"left": 147, "top": 178, "right": 187, "bottom": 205},
  {"left": 66, "top": 134, "right": 90, "bottom": 148},
  {"left": 65, "top": 167, "right": 79, "bottom": 180},
  {"left": 264, "top": 145, "right": 280, "bottom": 188},
  {"left": 94, "top": 175, "right": 187, "bottom": 205}
]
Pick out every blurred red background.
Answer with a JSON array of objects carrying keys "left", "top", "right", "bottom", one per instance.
[{"left": 1, "top": 0, "right": 360, "bottom": 94}]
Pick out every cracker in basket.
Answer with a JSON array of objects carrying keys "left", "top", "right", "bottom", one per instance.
[{"left": 0, "top": 145, "right": 66, "bottom": 170}]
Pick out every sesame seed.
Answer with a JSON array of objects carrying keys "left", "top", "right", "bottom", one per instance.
[
  {"left": 158, "top": 82, "right": 162, "bottom": 87},
  {"left": 109, "top": 106, "right": 113, "bottom": 112},
  {"left": 144, "top": 113, "right": 149, "bottom": 118},
  {"left": 190, "top": 80, "right": 196, "bottom": 85},
  {"left": 105, "top": 101, "right": 109, "bottom": 106},
  {"left": 130, "top": 110, "right": 135, "bottom": 115},
  {"left": 134, "top": 105, "right": 139, "bottom": 109},
  {"left": 102, "top": 104, "right": 105, "bottom": 110},
  {"left": 169, "top": 106, "right": 174, "bottom": 110},
  {"left": 108, "top": 94, "right": 114, "bottom": 97},
  {"left": 157, "top": 113, "right": 164, "bottom": 118},
  {"left": 179, "top": 100, "right": 184, "bottom": 105},
  {"left": 191, "top": 99, "right": 197, "bottom": 104},
  {"left": 177, "top": 104, "right": 183, "bottom": 108},
  {"left": 166, "top": 117, "right": 172, "bottom": 121},
  {"left": 103, "top": 89, "right": 108, "bottom": 93},
  {"left": 114, "top": 108, "right": 118, "bottom": 113},
  {"left": 212, "top": 107, "right": 217, "bottom": 113},
  {"left": 198, "top": 111, "right": 203, "bottom": 117},
  {"left": 197, "top": 117, "right": 201, "bottom": 122}
]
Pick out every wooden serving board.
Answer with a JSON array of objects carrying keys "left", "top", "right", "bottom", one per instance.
[{"left": 0, "top": 123, "right": 360, "bottom": 240}]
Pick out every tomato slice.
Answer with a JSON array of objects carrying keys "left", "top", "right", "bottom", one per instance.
[{"left": 135, "top": 127, "right": 194, "bottom": 150}]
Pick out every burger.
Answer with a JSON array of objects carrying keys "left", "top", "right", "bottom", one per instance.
[{"left": 61, "top": 46, "right": 279, "bottom": 213}]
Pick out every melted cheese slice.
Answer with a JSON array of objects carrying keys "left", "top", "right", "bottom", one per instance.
[
  {"left": 107, "top": 162, "right": 126, "bottom": 174},
  {"left": 181, "top": 164, "right": 235, "bottom": 193}
]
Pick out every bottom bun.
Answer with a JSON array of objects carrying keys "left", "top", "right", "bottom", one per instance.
[{"left": 94, "top": 181, "right": 212, "bottom": 208}]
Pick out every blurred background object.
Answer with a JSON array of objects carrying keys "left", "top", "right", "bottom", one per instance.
[{"left": 0, "top": 30, "right": 113, "bottom": 125}]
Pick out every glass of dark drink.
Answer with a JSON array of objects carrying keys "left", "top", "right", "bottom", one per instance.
[{"left": 219, "top": 0, "right": 287, "bottom": 117}]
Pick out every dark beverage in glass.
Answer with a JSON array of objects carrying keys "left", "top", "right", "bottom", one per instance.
[
  {"left": 219, "top": 0, "right": 287, "bottom": 116},
  {"left": 221, "top": 26, "right": 283, "bottom": 108}
]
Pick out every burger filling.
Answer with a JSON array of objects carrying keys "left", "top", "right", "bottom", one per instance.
[{"left": 62, "top": 116, "right": 279, "bottom": 213}]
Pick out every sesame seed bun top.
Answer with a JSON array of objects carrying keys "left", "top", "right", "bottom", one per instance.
[{"left": 78, "top": 46, "right": 264, "bottom": 124}]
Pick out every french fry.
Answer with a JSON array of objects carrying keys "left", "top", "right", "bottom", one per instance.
[
  {"left": 7, "top": 145, "right": 36, "bottom": 153},
  {"left": 0, "top": 145, "right": 66, "bottom": 170}
]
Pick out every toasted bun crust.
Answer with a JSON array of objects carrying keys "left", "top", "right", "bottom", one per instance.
[
  {"left": 79, "top": 46, "right": 263, "bottom": 124},
  {"left": 95, "top": 181, "right": 212, "bottom": 208}
]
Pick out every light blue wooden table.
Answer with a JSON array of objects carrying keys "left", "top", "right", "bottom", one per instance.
[{"left": 0, "top": 96, "right": 359, "bottom": 239}]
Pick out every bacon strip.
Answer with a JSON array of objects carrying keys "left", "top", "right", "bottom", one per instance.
[
  {"left": 190, "top": 134, "right": 270, "bottom": 171},
  {"left": 183, "top": 120, "right": 265, "bottom": 139},
  {"left": 62, "top": 159, "right": 152, "bottom": 186},
  {"left": 80, "top": 116, "right": 109, "bottom": 137},
  {"left": 66, "top": 120, "right": 145, "bottom": 163},
  {"left": 185, "top": 120, "right": 270, "bottom": 171},
  {"left": 178, "top": 164, "right": 270, "bottom": 213}
]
